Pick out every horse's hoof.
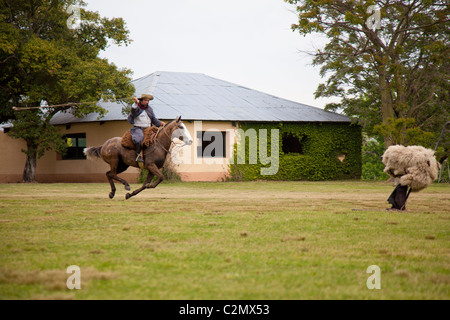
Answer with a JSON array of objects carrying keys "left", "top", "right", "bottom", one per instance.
[
  {"left": 109, "top": 192, "right": 115, "bottom": 199},
  {"left": 125, "top": 193, "right": 131, "bottom": 200},
  {"left": 125, "top": 185, "right": 131, "bottom": 191}
]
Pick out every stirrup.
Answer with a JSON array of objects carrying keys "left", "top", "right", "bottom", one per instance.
[{"left": 136, "top": 151, "right": 144, "bottom": 169}]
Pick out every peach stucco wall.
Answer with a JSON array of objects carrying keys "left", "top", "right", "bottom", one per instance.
[{"left": 0, "top": 120, "right": 236, "bottom": 183}]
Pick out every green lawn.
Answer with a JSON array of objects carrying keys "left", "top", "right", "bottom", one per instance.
[{"left": 0, "top": 181, "right": 449, "bottom": 300}]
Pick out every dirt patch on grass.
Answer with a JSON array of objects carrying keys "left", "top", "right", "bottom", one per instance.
[
  {"left": 281, "top": 236, "right": 306, "bottom": 242},
  {"left": 0, "top": 267, "right": 118, "bottom": 292}
]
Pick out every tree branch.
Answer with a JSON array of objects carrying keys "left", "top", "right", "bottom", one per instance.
[
  {"left": 0, "top": 54, "right": 19, "bottom": 65},
  {"left": 4, "top": 0, "right": 16, "bottom": 24},
  {"left": 397, "top": 19, "right": 450, "bottom": 33},
  {"left": 35, "top": 0, "right": 57, "bottom": 36}
]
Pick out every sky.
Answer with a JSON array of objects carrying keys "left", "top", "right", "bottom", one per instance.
[{"left": 83, "top": 0, "right": 335, "bottom": 109}]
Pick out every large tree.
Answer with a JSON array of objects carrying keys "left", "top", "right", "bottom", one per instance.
[
  {"left": 0, "top": 0, "right": 135, "bottom": 182},
  {"left": 285, "top": 0, "right": 449, "bottom": 154}
]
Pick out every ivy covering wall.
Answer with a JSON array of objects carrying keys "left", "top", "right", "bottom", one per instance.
[{"left": 229, "top": 122, "right": 362, "bottom": 181}]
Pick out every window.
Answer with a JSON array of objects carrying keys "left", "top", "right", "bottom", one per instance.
[
  {"left": 197, "top": 131, "right": 227, "bottom": 158},
  {"left": 282, "top": 134, "right": 306, "bottom": 154},
  {"left": 62, "top": 133, "right": 86, "bottom": 160}
]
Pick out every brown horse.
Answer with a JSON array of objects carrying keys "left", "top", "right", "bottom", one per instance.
[{"left": 84, "top": 116, "right": 192, "bottom": 199}]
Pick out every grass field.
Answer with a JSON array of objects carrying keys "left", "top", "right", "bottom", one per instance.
[{"left": 0, "top": 181, "right": 449, "bottom": 300}]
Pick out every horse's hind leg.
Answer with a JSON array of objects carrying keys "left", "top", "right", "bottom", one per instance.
[
  {"left": 112, "top": 171, "right": 131, "bottom": 191},
  {"left": 116, "top": 157, "right": 131, "bottom": 191},
  {"left": 106, "top": 171, "right": 117, "bottom": 199},
  {"left": 106, "top": 160, "right": 131, "bottom": 199},
  {"left": 107, "top": 170, "right": 131, "bottom": 197}
]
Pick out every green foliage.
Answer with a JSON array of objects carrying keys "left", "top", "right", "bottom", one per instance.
[
  {"left": 361, "top": 138, "right": 389, "bottom": 181},
  {"left": 284, "top": 0, "right": 449, "bottom": 156},
  {"left": 229, "top": 122, "right": 362, "bottom": 181},
  {"left": 373, "top": 118, "right": 436, "bottom": 148},
  {"left": 8, "top": 110, "right": 67, "bottom": 159},
  {"left": 1, "top": 1, "right": 134, "bottom": 119},
  {"left": 0, "top": 0, "right": 135, "bottom": 181}
]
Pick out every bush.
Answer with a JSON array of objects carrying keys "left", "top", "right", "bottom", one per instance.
[
  {"left": 361, "top": 138, "right": 389, "bottom": 181},
  {"left": 229, "top": 122, "right": 362, "bottom": 181}
]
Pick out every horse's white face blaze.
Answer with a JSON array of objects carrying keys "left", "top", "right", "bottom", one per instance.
[{"left": 172, "top": 122, "right": 193, "bottom": 145}]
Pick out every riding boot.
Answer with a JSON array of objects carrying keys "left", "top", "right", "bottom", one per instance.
[{"left": 135, "top": 143, "right": 143, "bottom": 163}]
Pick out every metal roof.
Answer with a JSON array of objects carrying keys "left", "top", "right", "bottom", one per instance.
[{"left": 50, "top": 71, "right": 350, "bottom": 125}]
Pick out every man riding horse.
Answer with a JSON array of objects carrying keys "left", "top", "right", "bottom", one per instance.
[
  {"left": 128, "top": 94, "right": 165, "bottom": 164},
  {"left": 84, "top": 116, "right": 192, "bottom": 199}
]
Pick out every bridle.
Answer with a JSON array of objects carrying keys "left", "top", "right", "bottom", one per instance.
[{"left": 154, "top": 122, "right": 185, "bottom": 155}]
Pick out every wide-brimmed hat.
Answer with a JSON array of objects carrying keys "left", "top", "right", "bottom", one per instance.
[{"left": 138, "top": 94, "right": 154, "bottom": 101}]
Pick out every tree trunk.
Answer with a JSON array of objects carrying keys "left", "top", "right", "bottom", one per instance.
[
  {"left": 378, "top": 63, "right": 395, "bottom": 148},
  {"left": 22, "top": 146, "right": 37, "bottom": 183}
]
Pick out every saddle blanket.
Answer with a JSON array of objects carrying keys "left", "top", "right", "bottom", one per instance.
[{"left": 121, "top": 126, "right": 159, "bottom": 149}]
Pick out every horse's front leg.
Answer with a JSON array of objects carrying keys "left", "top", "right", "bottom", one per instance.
[
  {"left": 147, "top": 163, "right": 165, "bottom": 189},
  {"left": 125, "top": 171, "right": 155, "bottom": 200}
]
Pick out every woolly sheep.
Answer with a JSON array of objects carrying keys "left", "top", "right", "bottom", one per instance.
[{"left": 382, "top": 145, "right": 440, "bottom": 192}]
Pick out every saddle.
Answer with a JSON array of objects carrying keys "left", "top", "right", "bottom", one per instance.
[{"left": 121, "top": 126, "right": 159, "bottom": 149}]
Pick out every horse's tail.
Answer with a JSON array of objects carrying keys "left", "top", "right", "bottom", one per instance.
[{"left": 84, "top": 146, "right": 102, "bottom": 160}]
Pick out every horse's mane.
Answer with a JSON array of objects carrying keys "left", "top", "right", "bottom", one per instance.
[
  {"left": 154, "top": 118, "right": 180, "bottom": 139},
  {"left": 162, "top": 118, "right": 182, "bottom": 129}
]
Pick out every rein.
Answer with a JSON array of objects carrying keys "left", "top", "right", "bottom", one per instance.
[{"left": 154, "top": 123, "right": 174, "bottom": 154}]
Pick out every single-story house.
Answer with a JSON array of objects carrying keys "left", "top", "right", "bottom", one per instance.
[{"left": 0, "top": 71, "right": 360, "bottom": 183}]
